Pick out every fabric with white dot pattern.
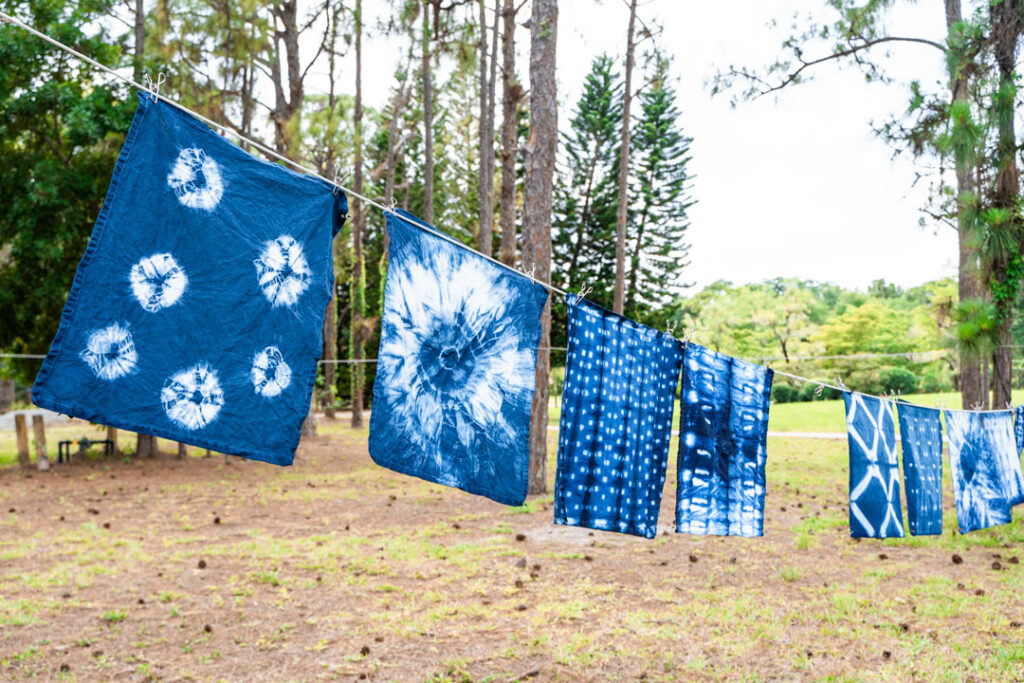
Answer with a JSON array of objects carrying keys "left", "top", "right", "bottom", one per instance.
[
  {"left": 676, "top": 343, "right": 773, "bottom": 537},
  {"left": 552, "top": 295, "right": 683, "bottom": 539}
]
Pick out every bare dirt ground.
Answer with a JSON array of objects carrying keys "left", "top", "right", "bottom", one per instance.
[{"left": 0, "top": 419, "right": 1022, "bottom": 682}]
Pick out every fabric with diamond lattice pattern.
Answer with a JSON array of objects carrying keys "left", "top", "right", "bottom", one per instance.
[
  {"left": 945, "top": 410, "right": 1024, "bottom": 534},
  {"left": 844, "top": 393, "right": 904, "bottom": 539},
  {"left": 896, "top": 403, "right": 943, "bottom": 536},
  {"left": 31, "top": 93, "right": 345, "bottom": 465},
  {"left": 553, "top": 295, "right": 683, "bottom": 538},
  {"left": 675, "top": 343, "right": 773, "bottom": 537}
]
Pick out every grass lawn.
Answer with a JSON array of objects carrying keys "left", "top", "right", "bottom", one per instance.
[{"left": 0, "top": 413, "right": 1022, "bottom": 680}]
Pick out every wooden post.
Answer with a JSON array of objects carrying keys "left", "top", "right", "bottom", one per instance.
[
  {"left": 14, "top": 414, "right": 30, "bottom": 469},
  {"left": 31, "top": 415, "right": 50, "bottom": 471},
  {"left": 107, "top": 426, "right": 119, "bottom": 456}
]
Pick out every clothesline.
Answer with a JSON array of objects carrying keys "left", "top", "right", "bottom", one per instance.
[
  {"left": 0, "top": 12, "right": 1014, "bottom": 416},
  {"left": 0, "top": 10, "right": 570, "bottom": 300}
]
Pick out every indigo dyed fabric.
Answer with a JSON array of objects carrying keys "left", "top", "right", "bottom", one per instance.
[
  {"left": 32, "top": 93, "right": 346, "bottom": 465},
  {"left": 844, "top": 393, "right": 904, "bottom": 538},
  {"left": 368, "top": 211, "right": 548, "bottom": 506},
  {"left": 553, "top": 296, "right": 683, "bottom": 538},
  {"left": 896, "top": 403, "right": 943, "bottom": 536},
  {"left": 945, "top": 410, "right": 1024, "bottom": 533},
  {"left": 1014, "top": 405, "right": 1024, "bottom": 456},
  {"left": 675, "top": 344, "right": 773, "bottom": 537}
]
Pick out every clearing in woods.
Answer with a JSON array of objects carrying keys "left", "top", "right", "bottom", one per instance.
[{"left": 0, "top": 416, "right": 1022, "bottom": 681}]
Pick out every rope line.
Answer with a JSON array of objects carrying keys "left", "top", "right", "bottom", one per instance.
[
  {"left": 0, "top": 13, "right": 1012, "bottom": 414},
  {"left": 0, "top": 11, "right": 568, "bottom": 299}
]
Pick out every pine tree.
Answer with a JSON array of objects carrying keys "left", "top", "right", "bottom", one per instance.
[
  {"left": 624, "top": 55, "right": 694, "bottom": 318},
  {"left": 552, "top": 54, "right": 622, "bottom": 309}
]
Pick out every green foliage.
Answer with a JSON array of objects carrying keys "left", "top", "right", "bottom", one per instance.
[{"left": 0, "top": 0, "right": 135, "bottom": 382}]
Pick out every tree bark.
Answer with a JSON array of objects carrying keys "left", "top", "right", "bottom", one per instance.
[
  {"left": 136, "top": 433, "right": 156, "bottom": 459},
  {"left": 612, "top": 0, "right": 637, "bottom": 315},
  {"left": 323, "top": 0, "right": 340, "bottom": 420},
  {"left": 269, "top": 1, "right": 304, "bottom": 155},
  {"left": 522, "top": 0, "right": 557, "bottom": 495},
  {"left": 989, "top": 0, "right": 1020, "bottom": 409},
  {"left": 422, "top": 2, "right": 435, "bottom": 224},
  {"left": 499, "top": 0, "right": 522, "bottom": 266},
  {"left": 946, "top": 0, "right": 988, "bottom": 410},
  {"left": 351, "top": 0, "right": 366, "bottom": 429},
  {"left": 134, "top": 0, "right": 145, "bottom": 82},
  {"left": 477, "top": 0, "right": 498, "bottom": 255}
]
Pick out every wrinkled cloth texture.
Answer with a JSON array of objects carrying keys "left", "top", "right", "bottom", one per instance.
[
  {"left": 945, "top": 410, "right": 1024, "bottom": 533},
  {"left": 1015, "top": 405, "right": 1024, "bottom": 456},
  {"left": 896, "top": 403, "right": 943, "bottom": 536},
  {"left": 675, "top": 343, "right": 773, "bottom": 537},
  {"left": 844, "top": 393, "right": 904, "bottom": 538},
  {"left": 553, "top": 296, "right": 683, "bottom": 538},
  {"left": 368, "top": 211, "right": 548, "bottom": 506},
  {"left": 32, "top": 93, "right": 345, "bottom": 465}
]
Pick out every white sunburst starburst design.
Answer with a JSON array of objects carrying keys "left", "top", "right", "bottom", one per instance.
[
  {"left": 79, "top": 323, "right": 138, "bottom": 380},
  {"left": 160, "top": 362, "right": 224, "bottom": 431},
  {"left": 378, "top": 242, "right": 539, "bottom": 476},
  {"left": 251, "top": 345, "right": 292, "bottom": 398},
  {"left": 167, "top": 147, "right": 224, "bottom": 210},
  {"left": 129, "top": 253, "right": 188, "bottom": 313},
  {"left": 254, "top": 235, "right": 311, "bottom": 307}
]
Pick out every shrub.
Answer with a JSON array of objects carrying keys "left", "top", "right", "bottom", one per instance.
[
  {"left": 772, "top": 383, "right": 798, "bottom": 403},
  {"left": 879, "top": 367, "right": 918, "bottom": 395}
]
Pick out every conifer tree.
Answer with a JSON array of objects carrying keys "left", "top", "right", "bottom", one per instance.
[
  {"left": 625, "top": 55, "right": 694, "bottom": 318},
  {"left": 552, "top": 54, "right": 622, "bottom": 309}
]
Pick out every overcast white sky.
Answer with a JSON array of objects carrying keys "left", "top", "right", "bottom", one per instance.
[{"left": 317, "top": 1, "right": 959, "bottom": 292}]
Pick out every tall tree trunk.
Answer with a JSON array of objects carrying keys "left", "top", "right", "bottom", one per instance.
[
  {"left": 522, "top": 0, "right": 557, "bottom": 495},
  {"left": 499, "top": 0, "right": 521, "bottom": 266},
  {"left": 134, "top": 0, "right": 145, "bottom": 82},
  {"left": 422, "top": 2, "right": 435, "bottom": 224},
  {"left": 989, "top": 0, "right": 1020, "bottom": 409},
  {"left": 351, "top": 0, "right": 366, "bottom": 429},
  {"left": 269, "top": 1, "right": 304, "bottom": 155},
  {"left": 946, "top": 0, "right": 988, "bottom": 410},
  {"left": 323, "top": 0, "right": 340, "bottom": 419},
  {"left": 477, "top": 0, "right": 496, "bottom": 255},
  {"left": 612, "top": 0, "right": 637, "bottom": 315}
]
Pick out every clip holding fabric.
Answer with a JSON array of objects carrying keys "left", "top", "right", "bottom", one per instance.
[
  {"left": 142, "top": 72, "right": 166, "bottom": 103},
  {"left": 522, "top": 264, "right": 537, "bottom": 285},
  {"left": 381, "top": 198, "right": 398, "bottom": 212},
  {"left": 331, "top": 165, "right": 348, "bottom": 196},
  {"left": 577, "top": 284, "right": 592, "bottom": 301}
]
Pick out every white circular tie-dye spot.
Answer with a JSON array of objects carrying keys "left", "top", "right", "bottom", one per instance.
[
  {"left": 79, "top": 323, "right": 138, "bottom": 380},
  {"left": 161, "top": 363, "right": 224, "bottom": 431},
  {"left": 253, "top": 235, "right": 311, "bottom": 307},
  {"left": 167, "top": 147, "right": 224, "bottom": 210},
  {"left": 251, "top": 345, "right": 292, "bottom": 397},
  {"left": 129, "top": 253, "right": 188, "bottom": 313}
]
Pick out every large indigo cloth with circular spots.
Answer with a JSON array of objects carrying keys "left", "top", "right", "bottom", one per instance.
[
  {"left": 676, "top": 343, "right": 773, "bottom": 537},
  {"left": 32, "top": 92, "right": 346, "bottom": 465},
  {"left": 553, "top": 296, "right": 683, "bottom": 538},
  {"left": 895, "top": 403, "right": 943, "bottom": 536},
  {"left": 843, "top": 393, "right": 904, "bottom": 539},
  {"left": 945, "top": 409, "right": 1024, "bottom": 533},
  {"left": 369, "top": 211, "right": 549, "bottom": 506}
]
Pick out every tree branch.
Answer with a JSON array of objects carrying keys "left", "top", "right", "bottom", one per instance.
[{"left": 743, "top": 35, "right": 948, "bottom": 99}]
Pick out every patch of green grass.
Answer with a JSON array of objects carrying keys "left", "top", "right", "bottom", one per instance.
[{"left": 102, "top": 609, "right": 126, "bottom": 624}]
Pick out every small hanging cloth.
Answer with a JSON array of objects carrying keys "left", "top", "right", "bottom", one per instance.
[
  {"left": 1014, "top": 405, "right": 1024, "bottom": 457},
  {"left": 368, "top": 210, "right": 548, "bottom": 506},
  {"left": 895, "top": 403, "right": 943, "bottom": 536},
  {"left": 32, "top": 92, "right": 346, "bottom": 464},
  {"left": 944, "top": 409, "right": 1024, "bottom": 533},
  {"left": 843, "top": 393, "right": 904, "bottom": 538},
  {"left": 675, "top": 343, "right": 773, "bottom": 537},
  {"left": 553, "top": 296, "right": 683, "bottom": 538}
]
